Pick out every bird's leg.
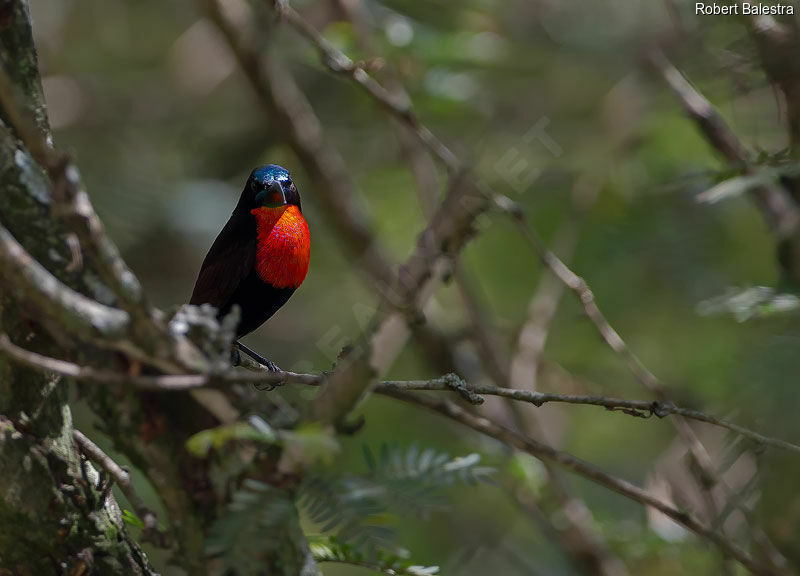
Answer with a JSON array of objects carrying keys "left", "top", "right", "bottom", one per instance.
[{"left": 234, "top": 341, "right": 281, "bottom": 372}]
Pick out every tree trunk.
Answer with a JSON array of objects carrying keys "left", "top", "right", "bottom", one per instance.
[{"left": 0, "top": 3, "right": 158, "bottom": 574}]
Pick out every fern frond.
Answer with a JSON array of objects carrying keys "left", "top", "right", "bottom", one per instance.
[
  {"left": 205, "top": 479, "right": 294, "bottom": 574},
  {"left": 309, "top": 534, "right": 440, "bottom": 576}
]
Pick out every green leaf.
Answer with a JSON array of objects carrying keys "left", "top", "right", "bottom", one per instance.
[
  {"left": 696, "top": 286, "right": 800, "bottom": 322},
  {"left": 309, "top": 534, "right": 440, "bottom": 576},
  {"left": 121, "top": 509, "right": 144, "bottom": 529},
  {"left": 185, "top": 420, "right": 278, "bottom": 457},
  {"left": 205, "top": 481, "right": 295, "bottom": 572},
  {"left": 279, "top": 423, "right": 340, "bottom": 470},
  {"left": 697, "top": 163, "right": 800, "bottom": 204}
]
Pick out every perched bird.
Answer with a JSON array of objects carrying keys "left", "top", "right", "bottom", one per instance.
[{"left": 190, "top": 165, "right": 310, "bottom": 370}]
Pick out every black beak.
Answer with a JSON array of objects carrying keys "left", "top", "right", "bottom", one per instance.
[{"left": 266, "top": 180, "right": 288, "bottom": 205}]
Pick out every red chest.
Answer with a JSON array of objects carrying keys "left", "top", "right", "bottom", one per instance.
[{"left": 250, "top": 205, "right": 310, "bottom": 289}]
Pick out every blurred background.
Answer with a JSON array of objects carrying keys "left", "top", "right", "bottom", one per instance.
[{"left": 29, "top": 0, "right": 800, "bottom": 573}]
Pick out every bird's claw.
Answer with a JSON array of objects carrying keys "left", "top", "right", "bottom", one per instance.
[{"left": 263, "top": 360, "right": 281, "bottom": 372}]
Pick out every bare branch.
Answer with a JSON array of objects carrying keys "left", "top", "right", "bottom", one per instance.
[
  {"left": 382, "top": 388, "right": 773, "bottom": 576},
  {"left": 650, "top": 51, "right": 796, "bottom": 571},
  {"left": 271, "top": 0, "right": 461, "bottom": 172},
  {"left": 510, "top": 177, "right": 601, "bottom": 393},
  {"left": 0, "top": 332, "right": 316, "bottom": 390},
  {"left": 746, "top": 11, "right": 800, "bottom": 152},
  {"left": 650, "top": 51, "right": 800, "bottom": 245},
  {"left": 502, "top": 205, "right": 793, "bottom": 572},
  {"left": 6, "top": 333, "right": 798, "bottom": 456},
  {"left": 378, "top": 379, "right": 800, "bottom": 455},
  {"left": 311, "top": 171, "right": 488, "bottom": 423},
  {"left": 73, "top": 429, "right": 168, "bottom": 545}
]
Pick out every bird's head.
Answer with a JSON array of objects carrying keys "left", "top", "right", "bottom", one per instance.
[{"left": 240, "top": 164, "right": 301, "bottom": 212}]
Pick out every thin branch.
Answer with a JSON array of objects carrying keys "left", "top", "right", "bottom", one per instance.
[
  {"left": 310, "top": 169, "right": 488, "bottom": 423},
  {"left": 327, "top": 10, "right": 626, "bottom": 571},
  {"left": 5, "top": 333, "right": 798, "bottom": 455},
  {"left": 8, "top": 325, "right": 779, "bottom": 573},
  {"left": 650, "top": 50, "right": 795, "bottom": 572},
  {"left": 73, "top": 429, "right": 168, "bottom": 546},
  {"left": 502, "top": 204, "right": 793, "bottom": 573},
  {"left": 382, "top": 388, "right": 772, "bottom": 576},
  {"left": 745, "top": 10, "right": 800, "bottom": 154},
  {"left": 0, "top": 333, "right": 317, "bottom": 390},
  {"left": 378, "top": 379, "right": 800, "bottom": 455},
  {"left": 0, "top": 219, "right": 199, "bottom": 374},
  {"left": 506, "top": 210, "right": 667, "bottom": 395},
  {"left": 510, "top": 176, "right": 601, "bottom": 394},
  {"left": 272, "top": 0, "right": 460, "bottom": 172},
  {"left": 649, "top": 50, "right": 800, "bottom": 241},
  {"left": 333, "top": 0, "right": 441, "bottom": 211}
]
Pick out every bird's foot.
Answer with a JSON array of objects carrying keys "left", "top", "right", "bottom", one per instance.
[
  {"left": 231, "top": 347, "right": 242, "bottom": 366},
  {"left": 254, "top": 359, "right": 281, "bottom": 391},
  {"left": 263, "top": 360, "right": 281, "bottom": 372},
  {"left": 235, "top": 341, "right": 282, "bottom": 390},
  {"left": 235, "top": 341, "right": 280, "bottom": 369}
]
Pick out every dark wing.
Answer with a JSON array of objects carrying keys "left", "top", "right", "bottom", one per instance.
[{"left": 190, "top": 212, "right": 256, "bottom": 311}]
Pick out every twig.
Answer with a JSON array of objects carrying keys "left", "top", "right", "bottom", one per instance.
[
  {"left": 73, "top": 430, "right": 168, "bottom": 546},
  {"left": 310, "top": 169, "right": 488, "bottom": 423},
  {"left": 327, "top": 9, "right": 626, "bottom": 570},
  {"left": 377, "top": 379, "right": 800, "bottom": 455},
  {"left": 0, "top": 220, "right": 198, "bottom": 374},
  {"left": 0, "top": 333, "right": 317, "bottom": 390},
  {"left": 651, "top": 50, "right": 795, "bottom": 572},
  {"left": 5, "top": 333, "right": 798, "bottom": 455},
  {"left": 510, "top": 176, "right": 600, "bottom": 394},
  {"left": 502, "top": 203, "right": 793, "bottom": 573},
  {"left": 382, "top": 388, "right": 772, "bottom": 576},
  {"left": 271, "top": 0, "right": 460, "bottom": 173},
  {"left": 649, "top": 50, "right": 800, "bottom": 241},
  {"left": 745, "top": 10, "right": 800, "bottom": 154}
]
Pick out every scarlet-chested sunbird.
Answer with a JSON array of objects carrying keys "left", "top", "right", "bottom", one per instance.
[{"left": 190, "top": 165, "right": 310, "bottom": 370}]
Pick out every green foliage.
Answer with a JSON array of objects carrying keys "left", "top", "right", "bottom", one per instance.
[
  {"left": 204, "top": 444, "right": 493, "bottom": 573},
  {"left": 186, "top": 421, "right": 279, "bottom": 457},
  {"left": 366, "top": 444, "right": 494, "bottom": 484},
  {"left": 309, "top": 534, "right": 440, "bottom": 575},
  {"left": 121, "top": 509, "right": 144, "bottom": 529},
  {"left": 696, "top": 286, "right": 800, "bottom": 321},
  {"left": 300, "top": 444, "right": 493, "bottom": 552},
  {"left": 205, "top": 479, "right": 296, "bottom": 575},
  {"left": 697, "top": 163, "right": 800, "bottom": 204}
]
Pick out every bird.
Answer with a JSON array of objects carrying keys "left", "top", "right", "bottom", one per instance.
[{"left": 190, "top": 164, "right": 310, "bottom": 371}]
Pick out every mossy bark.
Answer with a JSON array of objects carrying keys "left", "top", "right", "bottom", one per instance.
[{"left": 0, "top": 2, "right": 155, "bottom": 574}]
